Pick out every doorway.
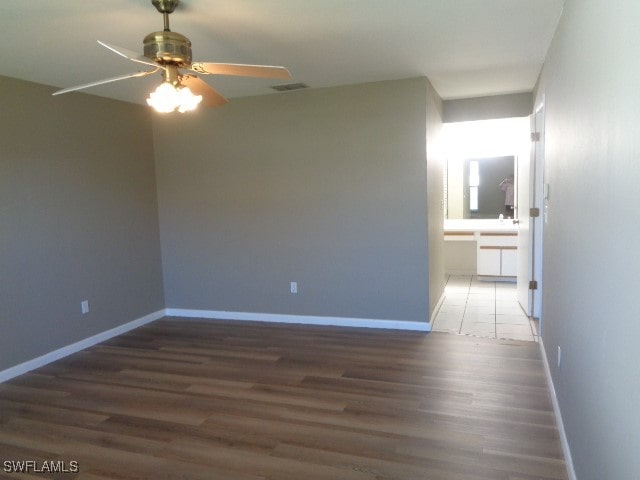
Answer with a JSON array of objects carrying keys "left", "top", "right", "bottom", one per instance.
[{"left": 439, "top": 116, "right": 542, "bottom": 341}]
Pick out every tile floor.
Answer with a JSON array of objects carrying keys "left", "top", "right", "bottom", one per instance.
[{"left": 432, "top": 275, "right": 538, "bottom": 342}]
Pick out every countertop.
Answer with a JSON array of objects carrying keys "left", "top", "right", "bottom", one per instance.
[{"left": 444, "top": 219, "right": 518, "bottom": 234}]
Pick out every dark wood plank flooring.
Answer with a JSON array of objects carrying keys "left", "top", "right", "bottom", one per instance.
[{"left": 0, "top": 318, "right": 567, "bottom": 479}]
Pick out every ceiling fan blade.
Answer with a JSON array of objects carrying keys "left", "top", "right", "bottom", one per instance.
[
  {"left": 181, "top": 75, "right": 228, "bottom": 107},
  {"left": 97, "top": 40, "right": 159, "bottom": 68},
  {"left": 52, "top": 69, "right": 161, "bottom": 96},
  {"left": 189, "top": 62, "right": 291, "bottom": 80}
]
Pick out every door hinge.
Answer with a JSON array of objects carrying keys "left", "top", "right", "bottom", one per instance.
[
  {"left": 529, "top": 280, "right": 538, "bottom": 290},
  {"left": 530, "top": 207, "right": 540, "bottom": 217},
  {"left": 531, "top": 132, "right": 541, "bottom": 142}
]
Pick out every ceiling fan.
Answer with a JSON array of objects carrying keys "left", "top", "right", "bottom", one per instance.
[{"left": 53, "top": 0, "right": 292, "bottom": 112}]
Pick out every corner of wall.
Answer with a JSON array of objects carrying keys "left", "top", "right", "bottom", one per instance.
[{"left": 426, "top": 79, "right": 446, "bottom": 318}]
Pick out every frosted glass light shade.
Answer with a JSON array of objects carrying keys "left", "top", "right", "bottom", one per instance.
[{"left": 146, "top": 82, "right": 202, "bottom": 113}]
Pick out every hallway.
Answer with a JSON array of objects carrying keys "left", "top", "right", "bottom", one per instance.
[{"left": 432, "top": 275, "right": 538, "bottom": 342}]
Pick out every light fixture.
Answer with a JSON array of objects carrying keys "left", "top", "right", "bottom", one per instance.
[{"left": 146, "top": 81, "right": 202, "bottom": 113}]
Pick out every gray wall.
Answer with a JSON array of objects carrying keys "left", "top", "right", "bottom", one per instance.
[
  {"left": 536, "top": 0, "right": 640, "bottom": 478},
  {"left": 154, "top": 77, "right": 439, "bottom": 323},
  {"left": 443, "top": 92, "right": 533, "bottom": 123},
  {"left": 0, "top": 76, "right": 165, "bottom": 371}
]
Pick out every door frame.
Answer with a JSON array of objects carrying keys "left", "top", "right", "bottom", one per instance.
[
  {"left": 516, "top": 98, "right": 545, "bottom": 322},
  {"left": 531, "top": 98, "right": 546, "bottom": 323},
  {"left": 516, "top": 124, "right": 533, "bottom": 315}
]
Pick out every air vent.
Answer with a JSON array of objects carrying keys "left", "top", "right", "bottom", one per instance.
[{"left": 271, "top": 82, "right": 309, "bottom": 92}]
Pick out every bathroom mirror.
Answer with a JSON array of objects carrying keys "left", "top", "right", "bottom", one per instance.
[
  {"left": 446, "top": 155, "right": 516, "bottom": 219},
  {"left": 443, "top": 117, "right": 530, "bottom": 221}
]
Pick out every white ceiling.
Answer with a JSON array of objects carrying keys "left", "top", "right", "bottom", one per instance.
[{"left": 1, "top": 0, "right": 564, "bottom": 105}]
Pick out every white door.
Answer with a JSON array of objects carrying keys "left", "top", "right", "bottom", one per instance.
[
  {"left": 516, "top": 118, "right": 534, "bottom": 315},
  {"left": 531, "top": 102, "right": 545, "bottom": 319},
  {"left": 517, "top": 104, "right": 545, "bottom": 317}
]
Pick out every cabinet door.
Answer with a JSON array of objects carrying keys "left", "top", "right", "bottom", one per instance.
[
  {"left": 478, "top": 247, "right": 502, "bottom": 276},
  {"left": 501, "top": 248, "right": 518, "bottom": 276}
]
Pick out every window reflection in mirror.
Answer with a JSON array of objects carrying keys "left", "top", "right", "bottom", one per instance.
[
  {"left": 451, "top": 156, "right": 515, "bottom": 219},
  {"left": 443, "top": 118, "right": 530, "bottom": 220}
]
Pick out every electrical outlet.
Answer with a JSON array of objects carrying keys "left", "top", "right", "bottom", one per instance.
[
  {"left": 81, "top": 300, "right": 89, "bottom": 314},
  {"left": 290, "top": 282, "right": 298, "bottom": 294},
  {"left": 557, "top": 346, "right": 562, "bottom": 368}
]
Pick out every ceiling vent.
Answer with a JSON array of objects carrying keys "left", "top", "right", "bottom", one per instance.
[{"left": 271, "top": 82, "right": 309, "bottom": 92}]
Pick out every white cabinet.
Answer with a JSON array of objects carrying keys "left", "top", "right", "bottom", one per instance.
[
  {"left": 477, "top": 233, "right": 517, "bottom": 278},
  {"left": 477, "top": 248, "right": 502, "bottom": 276},
  {"left": 500, "top": 248, "right": 517, "bottom": 276}
]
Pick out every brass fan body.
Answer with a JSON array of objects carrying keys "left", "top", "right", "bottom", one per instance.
[{"left": 144, "top": 31, "right": 192, "bottom": 67}]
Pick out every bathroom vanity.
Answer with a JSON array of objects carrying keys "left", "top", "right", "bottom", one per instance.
[{"left": 444, "top": 219, "right": 518, "bottom": 280}]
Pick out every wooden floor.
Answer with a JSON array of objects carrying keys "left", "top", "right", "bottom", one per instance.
[{"left": 0, "top": 318, "right": 567, "bottom": 480}]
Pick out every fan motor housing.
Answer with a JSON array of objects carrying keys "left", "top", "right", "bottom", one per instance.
[
  {"left": 143, "top": 31, "right": 192, "bottom": 66},
  {"left": 151, "top": 0, "right": 179, "bottom": 14}
]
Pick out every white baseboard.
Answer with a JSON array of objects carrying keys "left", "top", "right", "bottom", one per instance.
[
  {"left": 477, "top": 275, "right": 516, "bottom": 283},
  {"left": 0, "top": 308, "right": 429, "bottom": 384},
  {"left": 539, "top": 338, "right": 577, "bottom": 480},
  {"left": 165, "top": 309, "right": 430, "bottom": 332},
  {"left": 0, "top": 310, "right": 165, "bottom": 383}
]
